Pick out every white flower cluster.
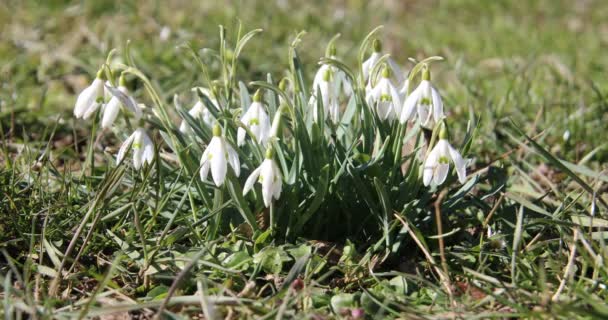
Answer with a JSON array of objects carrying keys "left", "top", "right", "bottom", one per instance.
[
  {"left": 73, "top": 36, "right": 469, "bottom": 210},
  {"left": 74, "top": 70, "right": 153, "bottom": 170}
]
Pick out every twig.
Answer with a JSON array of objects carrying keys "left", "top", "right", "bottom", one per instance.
[
  {"left": 552, "top": 229, "right": 579, "bottom": 301},
  {"left": 433, "top": 189, "right": 453, "bottom": 304},
  {"left": 482, "top": 192, "right": 505, "bottom": 228}
]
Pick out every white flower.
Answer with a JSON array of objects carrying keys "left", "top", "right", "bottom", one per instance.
[
  {"left": 310, "top": 67, "right": 340, "bottom": 124},
  {"left": 362, "top": 39, "right": 404, "bottom": 87},
  {"left": 423, "top": 138, "right": 467, "bottom": 186},
  {"left": 237, "top": 91, "right": 271, "bottom": 146},
  {"left": 365, "top": 67, "right": 402, "bottom": 121},
  {"left": 102, "top": 80, "right": 141, "bottom": 129},
  {"left": 400, "top": 69, "right": 444, "bottom": 128},
  {"left": 200, "top": 125, "right": 240, "bottom": 187},
  {"left": 116, "top": 127, "right": 154, "bottom": 170},
  {"left": 74, "top": 73, "right": 105, "bottom": 120},
  {"left": 243, "top": 153, "right": 282, "bottom": 208},
  {"left": 179, "top": 101, "right": 215, "bottom": 134}
]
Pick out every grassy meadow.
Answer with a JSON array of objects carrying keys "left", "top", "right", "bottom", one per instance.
[{"left": 1, "top": 0, "right": 608, "bottom": 319}]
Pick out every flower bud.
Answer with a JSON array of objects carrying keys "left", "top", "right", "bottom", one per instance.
[
  {"left": 253, "top": 89, "right": 263, "bottom": 102},
  {"left": 372, "top": 39, "right": 382, "bottom": 53},
  {"left": 212, "top": 123, "right": 221, "bottom": 137}
]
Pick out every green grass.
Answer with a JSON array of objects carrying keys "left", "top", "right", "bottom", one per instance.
[{"left": 2, "top": 0, "right": 608, "bottom": 319}]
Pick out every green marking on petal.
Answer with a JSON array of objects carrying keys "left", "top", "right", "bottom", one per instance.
[
  {"left": 420, "top": 97, "right": 431, "bottom": 106},
  {"left": 249, "top": 118, "right": 259, "bottom": 126},
  {"left": 132, "top": 142, "right": 142, "bottom": 149},
  {"left": 380, "top": 93, "right": 392, "bottom": 102},
  {"left": 438, "top": 156, "right": 449, "bottom": 164}
]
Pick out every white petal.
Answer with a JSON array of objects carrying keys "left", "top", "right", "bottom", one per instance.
[
  {"left": 104, "top": 85, "right": 138, "bottom": 118},
  {"left": 447, "top": 142, "right": 467, "bottom": 183},
  {"left": 200, "top": 145, "right": 211, "bottom": 165},
  {"left": 400, "top": 84, "right": 422, "bottom": 123},
  {"left": 179, "top": 120, "right": 191, "bottom": 134},
  {"left": 82, "top": 102, "right": 101, "bottom": 120},
  {"left": 243, "top": 167, "right": 262, "bottom": 196},
  {"left": 227, "top": 144, "right": 240, "bottom": 177},
  {"left": 423, "top": 145, "right": 440, "bottom": 186},
  {"left": 312, "top": 65, "right": 328, "bottom": 92},
  {"left": 260, "top": 160, "right": 274, "bottom": 207},
  {"left": 329, "top": 100, "right": 340, "bottom": 124},
  {"left": 258, "top": 113, "right": 271, "bottom": 146},
  {"left": 237, "top": 128, "right": 247, "bottom": 146},
  {"left": 116, "top": 132, "right": 136, "bottom": 165},
  {"left": 74, "top": 85, "right": 96, "bottom": 118},
  {"left": 199, "top": 161, "right": 210, "bottom": 182},
  {"left": 272, "top": 162, "right": 283, "bottom": 199},
  {"left": 434, "top": 163, "right": 449, "bottom": 185},
  {"left": 201, "top": 108, "right": 214, "bottom": 127},
  {"left": 362, "top": 52, "right": 380, "bottom": 81},
  {"left": 189, "top": 101, "right": 204, "bottom": 117},
  {"left": 418, "top": 104, "right": 432, "bottom": 128},
  {"left": 142, "top": 131, "right": 155, "bottom": 165},
  {"left": 132, "top": 129, "right": 144, "bottom": 170},
  {"left": 101, "top": 97, "right": 121, "bottom": 128},
  {"left": 399, "top": 79, "right": 410, "bottom": 99},
  {"left": 431, "top": 85, "right": 444, "bottom": 123},
  {"left": 210, "top": 138, "right": 227, "bottom": 186},
  {"left": 377, "top": 101, "right": 391, "bottom": 121},
  {"left": 388, "top": 81, "right": 402, "bottom": 117}
]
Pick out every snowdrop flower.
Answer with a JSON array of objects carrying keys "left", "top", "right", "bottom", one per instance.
[
  {"left": 365, "top": 66, "right": 402, "bottom": 121},
  {"left": 237, "top": 90, "right": 271, "bottom": 146},
  {"left": 101, "top": 76, "right": 141, "bottom": 129},
  {"left": 74, "top": 69, "right": 105, "bottom": 120},
  {"left": 362, "top": 39, "right": 404, "bottom": 87},
  {"left": 179, "top": 88, "right": 217, "bottom": 134},
  {"left": 200, "top": 124, "right": 240, "bottom": 187},
  {"left": 313, "top": 44, "right": 352, "bottom": 98},
  {"left": 243, "top": 147, "right": 282, "bottom": 207},
  {"left": 400, "top": 68, "right": 444, "bottom": 128},
  {"left": 310, "top": 68, "right": 340, "bottom": 124},
  {"left": 179, "top": 101, "right": 215, "bottom": 134},
  {"left": 423, "top": 124, "right": 467, "bottom": 186},
  {"left": 116, "top": 127, "right": 154, "bottom": 170}
]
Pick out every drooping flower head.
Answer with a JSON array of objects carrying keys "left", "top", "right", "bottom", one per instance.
[
  {"left": 179, "top": 88, "right": 217, "bottom": 134},
  {"left": 243, "top": 147, "right": 283, "bottom": 207},
  {"left": 365, "top": 65, "right": 402, "bottom": 121},
  {"left": 362, "top": 39, "right": 404, "bottom": 87},
  {"left": 310, "top": 67, "right": 340, "bottom": 124},
  {"left": 422, "top": 123, "right": 467, "bottom": 186},
  {"left": 116, "top": 127, "right": 154, "bottom": 170},
  {"left": 201, "top": 123, "right": 241, "bottom": 187},
  {"left": 102, "top": 75, "right": 142, "bottom": 129},
  {"left": 74, "top": 68, "right": 106, "bottom": 120},
  {"left": 237, "top": 89, "right": 271, "bottom": 146},
  {"left": 400, "top": 67, "right": 444, "bottom": 128},
  {"left": 324, "top": 44, "right": 353, "bottom": 97}
]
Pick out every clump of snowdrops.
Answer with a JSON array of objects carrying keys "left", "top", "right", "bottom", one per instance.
[{"left": 73, "top": 27, "right": 474, "bottom": 245}]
